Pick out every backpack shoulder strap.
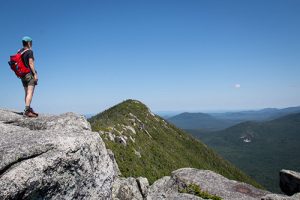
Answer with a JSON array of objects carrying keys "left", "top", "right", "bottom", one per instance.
[{"left": 20, "top": 48, "right": 30, "bottom": 55}]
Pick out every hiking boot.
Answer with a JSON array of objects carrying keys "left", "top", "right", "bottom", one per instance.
[
  {"left": 29, "top": 107, "right": 39, "bottom": 116},
  {"left": 24, "top": 110, "right": 38, "bottom": 118}
]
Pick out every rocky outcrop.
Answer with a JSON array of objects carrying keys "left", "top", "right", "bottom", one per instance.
[
  {"left": 111, "top": 168, "right": 300, "bottom": 200},
  {"left": 280, "top": 169, "right": 300, "bottom": 196},
  {"left": 147, "top": 168, "right": 300, "bottom": 200},
  {"left": 112, "top": 175, "right": 203, "bottom": 200},
  {"left": 112, "top": 177, "right": 144, "bottom": 200},
  {"left": 107, "top": 149, "right": 122, "bottom": 177},
  {"left": 173, "top": 168, "right": 268, "bottom": 200},
  {"left": 261, "top": 193, "right": 300, "bottom": 200},
  {"left": 1, "top": 108, "right": 300, "bottom": 200},
  {"left": 0, "top": 109, "right": 115, "bottom": 199},
  {"left": 146, "top": 175, "right": 203, "bottom": 200},
  {"left": 136, "top": 177, "right": 149, "bottom": 198},
  {"left": 147, "top": 168, "right": 269, "bottom": 200}
]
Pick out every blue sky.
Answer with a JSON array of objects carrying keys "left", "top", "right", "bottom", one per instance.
[{"left": 1, "top": 0, "right": 299, "bottom": 114}]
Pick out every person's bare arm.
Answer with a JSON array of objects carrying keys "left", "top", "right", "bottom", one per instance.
[{"left": 29, "top": 58, "right": 38, "bottom": 83}]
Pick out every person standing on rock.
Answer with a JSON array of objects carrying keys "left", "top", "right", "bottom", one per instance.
[{"left": 20, "top": 36, "right": 39, "bottom": 117}]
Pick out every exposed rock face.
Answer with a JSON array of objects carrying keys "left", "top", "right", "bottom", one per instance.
[
  {"left": 261, "top": 192, "right": 300, "bottom": 200},
  {"left": 146, "top": 176, "right": 203, "bottom": 200},
  {"left": 112, "top": 177, "right": 143, "bottom": 200},
  {"left": 112, "top": 175, "right": 203, "bottom": 200},
  {"left": 112, "top": 168, "right": 300, "bottom": 200},
  {"left": 145, "top": 168, "right": 270, "bottom": 200},
  {"left": 0, "top": 109, "right": 115, "bottom": 199},
  {"left": 147, "top": 176, "right": 178, "bottom": 198},
  {"left": 136, "top": 177, "right": 149, "bottom": 198},
  {"left": 171, "top": 168, "right": 270, "bottom": 200},
  {"left": 115, "top": 135, "right": 128, "bottom": 146},
  {"left": 280, "top": 169, "right": 300, "bottom": 196},
  {"left": 107, "top": 149, "right": 122, "bottom": 177}
]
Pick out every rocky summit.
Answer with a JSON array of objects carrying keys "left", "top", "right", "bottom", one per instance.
[
  {"left": 1, "top": 104, "right": 300, "bottom": 200},
  {"left": 0, "top": 109, "right": 115, "bottom": 199}
]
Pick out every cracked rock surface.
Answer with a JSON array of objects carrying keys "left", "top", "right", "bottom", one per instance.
[{"left": 0, "top": 109, "right": 115, "bottom": 200}]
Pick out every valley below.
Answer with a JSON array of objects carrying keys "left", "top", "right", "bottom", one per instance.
[{"left": 167, "top": 107, "right": 300, "bottom": 193}]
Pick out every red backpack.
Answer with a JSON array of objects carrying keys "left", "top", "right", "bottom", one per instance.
[{"left": 8, "top": 49, "right": 31, "bottom": 78}]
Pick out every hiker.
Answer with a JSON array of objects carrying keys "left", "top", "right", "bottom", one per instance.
[{"left": 20, "top": 36, "right": 39, "bottom": 117}]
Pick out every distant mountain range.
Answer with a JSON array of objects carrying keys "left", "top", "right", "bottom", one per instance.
[
  {"left": 167, "top": 106, "right": 300, "bottom": 131},
  {"left": 210, "top": 106, "right": 300, "bottom": 121},
  {"left": 167, "top": 112, "right": 238, "bottom": 131},
  {"left": 88, "top": 99, "right": 261, "bottom": 188},
  {"left": 189, "top": 112, "right": 300, "bottom": 193}
]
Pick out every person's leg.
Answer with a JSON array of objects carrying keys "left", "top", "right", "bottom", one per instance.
[
  {"left": 24, "top": 87, "right": 28, "bottom": 106},
  {"left": 25, "top": 85, "right": 35, "bottom": 108},
  {"left": 22, "top": 74, "right": 37, "bottom": 117}
]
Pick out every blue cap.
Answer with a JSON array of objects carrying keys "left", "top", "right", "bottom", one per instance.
[{"left": 22, "top": 36, "right": 32, "bottom": 42}]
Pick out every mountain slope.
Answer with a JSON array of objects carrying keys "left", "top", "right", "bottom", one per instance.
[
  {"left": 195, "top": 113, "right": 300, "bottom": 193},
  {"left": 88, "top": 99, "right": 262, "bottom": 189}
]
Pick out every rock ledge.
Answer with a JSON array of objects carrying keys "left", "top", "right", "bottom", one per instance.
[{"left": 0, "top": 109, "right": 115, "bottom": 199}]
